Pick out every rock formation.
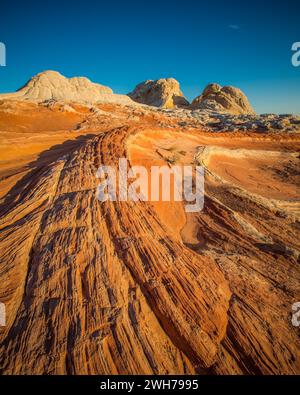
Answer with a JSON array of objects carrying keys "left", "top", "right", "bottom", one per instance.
[
  {"left": 155, "top": 108, "right": 300, "bottom": 133},
  {"left": 0, "top": 74, "right": 299, "bottom": 375},
  {"left": 191, "top": 83, "right": 255, "bottom": 114},
  {"left": 0, "top": 70, "right": 134, "bottom": 106},
  {"left": 128, "top": 78, "right": 190, "bottom": 109}
]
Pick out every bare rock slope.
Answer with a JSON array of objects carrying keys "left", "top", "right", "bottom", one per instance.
[
  {"left": 0, "top": 70, "right": 134, "bottom": 106},
  {"left": 192, "top": 83, "right": 255, "bottom": 114},
  {"left": 128, "top": 78, "right": 190, "bottom": 109},
  {"left": 0, "top": 100, "right": 299, "bottom": 374}
]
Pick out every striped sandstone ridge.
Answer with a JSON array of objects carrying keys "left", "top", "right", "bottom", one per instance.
[{"left": 0, "top": 100, "right": 299, "bottom": 374}]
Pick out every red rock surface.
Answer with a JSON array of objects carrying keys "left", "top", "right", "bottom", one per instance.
[{"left": 0, "top": 100, "right": 299, "bottom": 374}]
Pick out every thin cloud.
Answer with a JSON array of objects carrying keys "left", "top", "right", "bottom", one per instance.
[{"left": 228, "top": 24, "right": 240, "bottom": 30}]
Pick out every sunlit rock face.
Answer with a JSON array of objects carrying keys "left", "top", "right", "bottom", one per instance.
[
  {"left": 0, "top": 70, "right": 135, "bottom": 105},
  {"left": 128, "top": 78, "right": 190, "bottom": 109},
  {"left": 191, "top": 83, "right": 255, "bottom": 114}
]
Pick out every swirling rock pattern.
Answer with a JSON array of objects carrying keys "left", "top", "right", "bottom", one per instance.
[{"left": 0, "top": 99, "right": 299, "bottom": 374}]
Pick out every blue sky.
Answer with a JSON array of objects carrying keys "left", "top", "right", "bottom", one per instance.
[{"left": 0, "top": 0, "right": 299, "bottom": 114}]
